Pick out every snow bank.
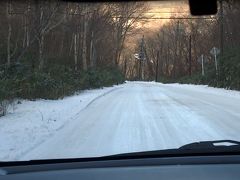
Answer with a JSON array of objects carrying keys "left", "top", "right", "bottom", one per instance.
[
  {"left": 165, "top": 83, "right": 240, "bottom": 99},
  {"left": 129, "top": 81, "right": 240, "bottom": 99},
  {"left": 0, "top": 85, "right": 120, "bottom": 161}
]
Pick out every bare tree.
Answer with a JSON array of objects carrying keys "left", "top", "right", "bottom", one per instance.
[
  {"left": 109, "top": 2, "right": 148, "bottom": 65},
  {"left": 6, "top": 0, "right": 12, "bottom": 67}
]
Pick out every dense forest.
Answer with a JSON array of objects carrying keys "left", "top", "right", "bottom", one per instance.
[
  {"left": 0, "top": 1, "right": 148, "bottom": 115},
  {"left": 131, "top": 0, "right": 240, "bottom": 90}
]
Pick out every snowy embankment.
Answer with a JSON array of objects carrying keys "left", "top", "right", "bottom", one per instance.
[
  {"left": 132, "top": 81, "right": 240, "bottom": 98},
  {"left": 165, "top": 83, "right": 240, "bottom": 98},
  {"left": 0, "top": 85, "right": 122, "bottom": 161}
]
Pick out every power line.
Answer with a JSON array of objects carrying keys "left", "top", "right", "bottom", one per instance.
[
  {"left": 144, "top": 12, "right": 190, "bottom": 14},
  {"left": 113, "top": 16, "right": 217, "bottom": 20},
  {"left": 219, "top": 0, "right": 224, "bottom": 55}
]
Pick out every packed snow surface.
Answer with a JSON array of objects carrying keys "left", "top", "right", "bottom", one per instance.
[{"left": 1, "top": 81, "right": 240, "bottom": 161}]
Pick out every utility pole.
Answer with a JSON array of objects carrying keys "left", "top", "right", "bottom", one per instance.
[
  {"left": 7, "top": 0, "right": 12, "bottom": 67},
  {"left": 155, "top": 51, "right": 159, "bottom": 82},
  {"left": 139, "top": 35, "right": 145, "bottom": 80},
  {"left": 159, "top": 29, "right": 165, "bottom": 76},
  {"left": 82, "top": 14, "right": 88, "bottom": 71},
  {"left": 219, "top": 0, "right": 224, "bottom": 56},
  {"left": 173, "top": 21, "right": 180, "bottom": 78},
  {"left": 188, "top": 35, "right": 192, "bottom": 76},
  {"left": 201, "top": 54, "right": 205, "bottom": 76}
]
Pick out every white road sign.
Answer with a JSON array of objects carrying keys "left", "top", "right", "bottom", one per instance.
[
  {"left": 134, "top": 54, "right": 140, "bottom": 60},
  {"left": 134, "top": 53, "right": 146, "bottom": 61},
  {"left": 210, "top": 47, "right": 220, "bottom": 75},
  {"left": 197, "top": 55, "right": 203, "bottom": 64},
  {"left": 210, "top": 47, "right": 220, "bottom": 56}
]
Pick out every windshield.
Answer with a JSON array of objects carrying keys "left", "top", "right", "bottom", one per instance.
[{"left": 0, "top": 0, "right": 240, "bottom": 161}]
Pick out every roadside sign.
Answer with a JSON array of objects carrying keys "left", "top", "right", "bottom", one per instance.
[
  {"left": 134, "top": 53, "right": 146, "bottom": 61},
  {"left": 197, "top": 54, "right": 205, "bottom": 76},
  {"left": 210, "top": 47, "right": 220, "bottom": 76},
  {"left": 197, "top": 55, "right": 202, "bottom": 64},
  {"left": 134, "top": 53, "right": 140, "bottom": 60},
  {"left": 210, "top": 47, "right": 220, "bottom": 56}
]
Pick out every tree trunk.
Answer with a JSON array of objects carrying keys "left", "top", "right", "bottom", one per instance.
[
  {"left": 38, "top": 34, "right": 44, "bottom": 70},
  {"left": 82, "top": 14, "right": 87, "bottom": 71},
  {"left": 114, "top": 19, "right": 123, "bottom": 66},
  {"left": 7, "top": 1, "right": 12, "bottom": 67},
  {"left": 23, "top": 1, "right": 30, "bottom": 48},
  {"left": 38, "top": 3, "right": 44, "bottom": 70},
  {"left": 90, "top": 31, "right": 95, "bottom": 68},
  {"left": 74, "top": 33, "right": 78, "bottom": 71},
  {"left": 23, "top": 16, "right": 27, "bottom": 48},
  {"left": 7, "top": 19, "right": 11, "bottom": 67}
]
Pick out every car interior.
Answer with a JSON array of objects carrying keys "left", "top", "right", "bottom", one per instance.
[{"left": 0, "top": 0, "right": 240, "bottom": 180}]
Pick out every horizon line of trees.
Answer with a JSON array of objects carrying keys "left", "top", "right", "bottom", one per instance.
[{"left": 0, "top": 1, "right": 148, "bottom": 71}]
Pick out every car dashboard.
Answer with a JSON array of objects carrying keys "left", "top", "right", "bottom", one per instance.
[{"left": 1, "top": 155, "right": 240, "bottom": 180}]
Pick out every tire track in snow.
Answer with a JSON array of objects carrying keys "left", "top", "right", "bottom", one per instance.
[{"left": 155, "top": 85, "right": 240, "bottom": 141}]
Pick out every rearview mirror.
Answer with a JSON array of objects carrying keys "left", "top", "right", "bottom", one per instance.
[{"left": 189, "top": 0, "right": 218, "bottom": 15}]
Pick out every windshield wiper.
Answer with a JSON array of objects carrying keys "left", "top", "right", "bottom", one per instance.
[
  {"left": 179, "top": 140, "right": 240, "bottom": 150},
  {"left": 107, "top": 140, "right": 240, "bottom": 159},
  {"left": 1, "top": 140, "right": 240, "bottom": 167}
]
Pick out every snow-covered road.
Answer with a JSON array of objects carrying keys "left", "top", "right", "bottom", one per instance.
[
  {"left": 1, "top": 81, "right": 240, "bottom": 161},
  {"left": 21, "top": 81, "right": 240, "bottom": 160}
]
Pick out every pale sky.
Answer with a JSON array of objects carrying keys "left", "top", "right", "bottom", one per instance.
[
  {"left": 125, "top": 1, "right": 190, "bottom": 50},
  {"left": 143, "top": 1, "right": 189, "bottom": 31}
]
